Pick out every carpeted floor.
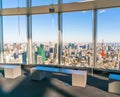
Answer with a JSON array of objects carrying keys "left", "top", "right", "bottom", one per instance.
[{"left": 0, "top": 69, "right": 119, "bottom": 97}]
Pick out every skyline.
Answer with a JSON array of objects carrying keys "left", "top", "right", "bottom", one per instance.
[{"left": 2, "top": 0, "right": 120, "bottom": 43}]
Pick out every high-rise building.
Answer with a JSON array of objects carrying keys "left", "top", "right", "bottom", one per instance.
[
  {"left": 22, "top": 52, "right": 27, "bottom": 64},
  {"left": 54, "top": 43, "right": 57, "bottom": 57},
  {"left": 50, "top": 53, "right": 54, "bottom": 59},
  {"left": 38, "top": 44, "right": 46, "bottom": 63},
  {"left": 45, "top": 51, "right": 49, "bottom": 58},
  {"left": 32, "top": 51, "right": 37, "bottom": 64},
  {"left": 13, "top": 53, "right": 18, "bottom": 59},
  {"left": 49, "top": 47, "right": 54, "bottom": 53}
]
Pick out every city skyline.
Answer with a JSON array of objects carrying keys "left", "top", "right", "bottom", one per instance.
[{"left": 2, "top": 0, "right": 120, "bottom": 43}]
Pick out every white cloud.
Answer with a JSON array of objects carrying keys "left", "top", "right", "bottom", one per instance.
[
  {"left": 85, "top": 0, "right": 95, "bottom": 1},
  {"left": 82, "top": 11, "right": 86, "bottom": 13},
  {"left": 99, "top": 10, "right": 106, "bottom": 13}
]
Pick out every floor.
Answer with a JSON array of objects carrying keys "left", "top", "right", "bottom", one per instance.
[{"left": 0, "top": 68, "right": 119, "bottom": 97}]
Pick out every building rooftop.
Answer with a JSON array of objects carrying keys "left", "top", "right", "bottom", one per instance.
[{"left": 0, "top": 67, "right": 119, "bottom": 97}]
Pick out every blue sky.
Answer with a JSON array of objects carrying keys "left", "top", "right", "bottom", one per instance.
[{"left": 2, "top": 0, "right": 120, "bottom": 43}]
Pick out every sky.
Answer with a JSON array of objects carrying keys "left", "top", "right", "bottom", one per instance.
[{"left": 2, "top": 0, "right": 120, "bottom": 43}]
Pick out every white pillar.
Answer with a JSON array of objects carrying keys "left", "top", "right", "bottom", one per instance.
[
  {"left": 0, "top": 0, "right": 3, "bottom": 63},
  {"left": 58, "top": 0, "right": 63, "bottom": 65},
  {"left": 27, "top": 0, "right": 32, "bottom": 64},
  {"left": 92, "top": 9, "right": 97, "bottom": 75}
]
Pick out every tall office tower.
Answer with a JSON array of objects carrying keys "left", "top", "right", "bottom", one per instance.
[
  {"left": 50, "top": 53, "right": 54, "bottom": 59},
  {"left": 54, "top": 43, "right": 57, "bottom": 57},
  {"left": 68, "top": 43, "right": 72, "bottom": 48},
  {"left": 49, "top": 47, "right": 54, "bottom": 53},
  {"left": 49, "top": 47, "right": 55, "bottom": 58},
  {"left": 22, "top": 52, "right": 27, "bottom": 64},
  {"left": 38, "top": 44, "right": 46, "bottom": 63},
  {"left": 32, "top": 51, "right": 37, "bottom": 64},
  {"left": 13, "top": 53, "right": 18, "bottom": 59},
  {"left": 87, "top": 44, "right": 89, "bottom": 50},
  {"left": 45, "top": 51, "right": 49, "bottom": 58},
  {"left": 87, "top": 55, "right": 91, "bottom": 67},
  {"left": 71, "top": 43, "right": 75, "bottom": 49}
]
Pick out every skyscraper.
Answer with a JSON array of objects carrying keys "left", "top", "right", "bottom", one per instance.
[
  {"left": 54, "top": 43, "right": 57, "bottom": 57},
  {"left": 22, "top": 52, "right": 27, "bottom": 64},
  {"left": 38, "top": 44, "right": 46, "bottom": 63}
]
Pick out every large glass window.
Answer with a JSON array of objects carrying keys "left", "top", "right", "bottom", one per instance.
[
  {"left": 3, "top": 0, "right": 26, "bottom": 8},
  {"left": 32, "top": 14, "right": 58, "bottom": 65},
  {"left": 97, "top": 8, "right": 120, "bottom": 70},
  {"left": 3, "top": 16, "right": 27, "bottom": 64},
  {"left": 63, "top": 0, "right": 90, "bottom": 3},
  {"left": 32, "top": 0, "right": 57, "bottom": 6},
  {"left": 62, "top": 11, "right": 93, "bottom": 67}
]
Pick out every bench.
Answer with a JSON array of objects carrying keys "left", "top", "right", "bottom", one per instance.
[
  {"left": 30, "top": 66, "right": 87, "bottom": 87},
  {"left": 0, "top": 65, "right": 21, "bottom": 79},
  {"left": 108, "top": 73, "right": 120, "bottom": 94}
]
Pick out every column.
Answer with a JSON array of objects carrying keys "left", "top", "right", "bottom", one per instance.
[
  {"left": 92, "top": 9, "right": 97, "bottom": 75},
  {"left": 0, "top": 0, "right": 3, "bottom": 63},
  {"left": 27, "top": 0, "right": 32, "bottom": 64},
  {"left": 58, "top": 0, "right": 63, "bottom": 65}
]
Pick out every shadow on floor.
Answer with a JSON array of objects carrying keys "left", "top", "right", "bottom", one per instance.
[
  {"left": 0, "top": 69, "right": 119, "bottom": 97},
  {"left": 87, "top": 74, "right": 108, "bottom": 91}
]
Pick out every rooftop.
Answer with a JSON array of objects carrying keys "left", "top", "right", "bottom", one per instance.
[{"left": 0, "top": 67, "right": 119, "bottom": 97}]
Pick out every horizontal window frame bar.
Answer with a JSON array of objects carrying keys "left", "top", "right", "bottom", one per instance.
[{"left": 0, "top": 0, "right": 120, "bottom": 16}]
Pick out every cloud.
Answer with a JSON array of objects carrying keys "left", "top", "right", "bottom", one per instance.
[
  {"left": 99, "top": 10, "right": 106, "bottom": 13},
  {"left": 85, "top": 0, "right": 95, "bottom": 1},
  {"left": 79, "top": 0, "right": 95, "bottom": 2},
  {"left": 82, "top": 11, "right": 86, "bottom": 13}
]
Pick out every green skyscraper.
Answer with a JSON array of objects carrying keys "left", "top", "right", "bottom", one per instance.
[{"left": 38, "top": 44, "right": 46, "bottom": 63}]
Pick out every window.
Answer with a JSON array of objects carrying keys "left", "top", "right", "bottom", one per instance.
[
  {"left": 3, "top": 16, "right": 27, "bottom": 64},
  {"left": 62, "top": 11, "right": 93, "bottom": 67},
  {"left": 32, "top": 0, "right": 57, "bottom": 6},
  {"left": 97, "top": 8, "right": 120, "bottom": 70},
  {"left": 63, "top": 0, "right": 89, "bottom": 3},
  {"left": 3, "top": 0, "right": 26, "bottom": 8},
  {"left": 32, "top": 14, "right": 58, "bottom": 65}
]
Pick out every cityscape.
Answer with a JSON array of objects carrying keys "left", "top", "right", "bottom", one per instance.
[
  {"left": 0, "top": 1, "right": 120, "bottom": 97},
  {"left": 3, "top": 41, "right": 120, "bottom": 70}
]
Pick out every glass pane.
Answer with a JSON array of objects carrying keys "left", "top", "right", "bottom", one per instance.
[
  {"left": 97, "top": 8, "right": 120, "bottom": 70},
  {"left": 62, "top": 11, "right": 93, "bottom": 67},
  {"left": 63, "top": 0, "right": 91, "bottom": 3},
  {"left": 3, "top": 0, "right": 26, "bottom": 8},
  {"left": 3, "top": 16, "right": 27, "bottom": 64},
  {"left": 32, "top": 14, "right": 58, "bottom": 65},
  {"left": 32, "top": 0, "right": 57, "bottom": 6}
]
